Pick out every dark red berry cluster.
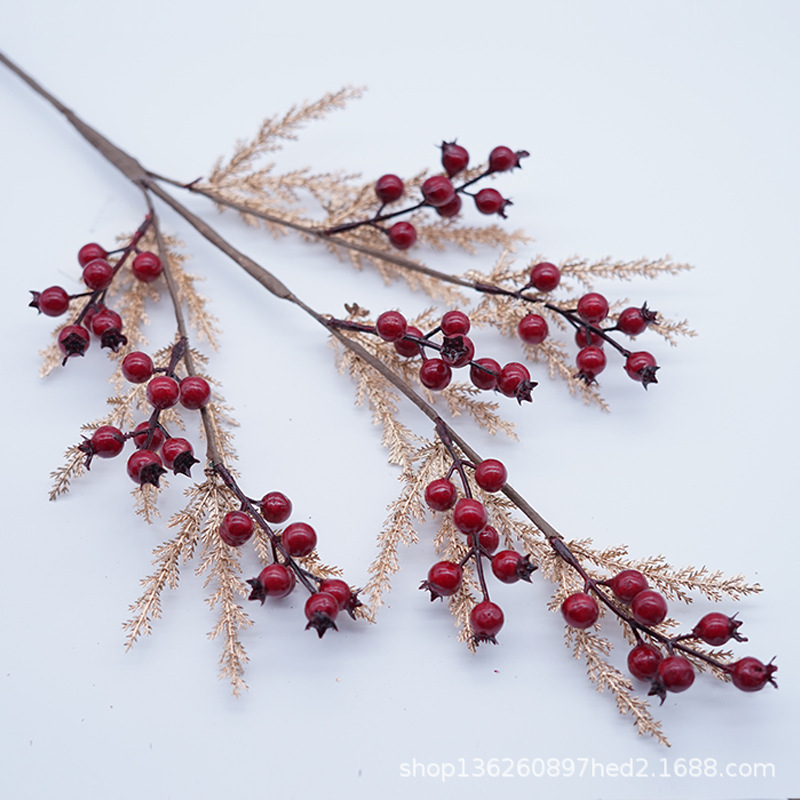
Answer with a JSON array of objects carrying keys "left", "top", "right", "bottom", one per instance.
[{"left": 326, "top": 141, "right": 529, "bottom": 250}]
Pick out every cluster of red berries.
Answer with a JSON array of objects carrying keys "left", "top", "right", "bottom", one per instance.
[
  {"left": 329, "top": 141, "right": 529, "bottom": 250},
  {"left": 419, "top": 455, "right": 536, "bottom": 644},
  {"left": 560, "top": 569, "right": 777, "bottom": 700},
  {"left": 30, "top": 237, "right": 164, "bottom": 365},
  {"left": 373, "top": 308, "right": 537, "bottom": 404},
  {"left": 516, "top": 261, "right": 661, "bottom": 388}
]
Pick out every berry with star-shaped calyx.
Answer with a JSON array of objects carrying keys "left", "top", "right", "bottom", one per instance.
[
  {"left": 30, "top": 286, "right": 70, "bottom": 317},
  {"left": 488, "top": 146, "right": 529, "bottom": 172},
  {"left": 57, "top": 325, "right": 90, "bottom": 364},
  {"left": 729, "top": 657, "right": 777, "bottom": 692},
  {"left": 470, "top": 600, "right": 504, "bottom": 644},
  {"left": 692, "top": 612, "right": 746, "bottom": 646},
  {"left": 78, "top": 424, "right": 125, "bottom": 467},
  {"left": 625, "top": 351, "right": 659, "bottom": 388},
  {"left": 616, "top": 303, "right": 657, "bottom": 336},
  {"left": 420, "top": 561, "right": 463, "bottom": 601},
  {"left": 126, "top": 449, "right": 166, "bottom": 487},
  {"left": 161, "top": 437, "right": 198, "bottom": 476},
  {"left": 491, "top": 550, "right": 537, "bottom": 584},
  {"left": 440, "top": 141, "right": 469, "bottom": 177},
  {"left": 304, "top": 592, "right": 339, "bottom": 638},
  {"left": 440, "top": 335, "right": 475, "bottom": 368},
  {"left": 474, "top": 188, "right": 510, "bottom": 217},
  {"left": 247, "top": 563, "right": 296, "bottom": 603}
]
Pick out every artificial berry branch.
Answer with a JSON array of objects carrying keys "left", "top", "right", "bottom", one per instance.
[{"left": 5, "top": 50, "right": 773, "bottom": 742}]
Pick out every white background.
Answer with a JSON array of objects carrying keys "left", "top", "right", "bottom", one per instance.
[{"left": 1, "top": 2, "right": 798, "bottom": 798}]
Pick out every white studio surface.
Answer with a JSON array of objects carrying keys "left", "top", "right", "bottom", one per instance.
[{"left": 1, "top": 2, "right": 798, "bottom": 799}]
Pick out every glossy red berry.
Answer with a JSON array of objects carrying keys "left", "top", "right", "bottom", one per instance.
[
  {"left": 452, "top": 498, "right": 488, "bottom": 535},
  {"left": 319, "top": 579, "right": 352, "bottom": 611},
  {"left": 435, "top": 193, "right": 462, "bottom": 218},
  {"left": 179, "top": 376, "right": 211, "bottom": 410},
  {"left": 132, "top": 422, "right": 166, "bottom": 451},
  {"left": 421, "top": 561, "right": 463, "bottom": 600},
  {"left": 577, "top": 293, "right": 609, "bottom": 324},
  {"left": 421, "top": 175, "right": 455, "bottom": 208},
  {"left": 488, "top": 146, "right": 528, "bottom": 172},
  {"left": 470, "top": 600, "right": 504, "bottom": 643},
  {"left": 616, "top": 306, "right": 648, "bottom": 336},
  {"left": 517, "top": 314, "right": 548, "bottom": 345},
  {"left": 31, "top": 286, "right": 70, "bottom": 317},
  {"left": 77, "top": 242, "right": 107, "bottom": 266},
  {"left": 474, "top": 188, "right": 509, "bottom": 217},
  {"left": 388, "top": 221, "right": 417, "bottom": 250},
  {"left": 624, "top": 351, "right": 659, "bottom": 386},
  {"left": 657, "top": 655, "right": 695, "bottom": 693},
  {"left": 126, "top": 449, "right": 165, "bottom": 487},
  {"left": 146, "top": 375, "right": 180, "bottom": 410},
  {"left": 90, "top": 425, "right": 125, "bottom": 459},
  {"left": 497, "top": 362, "right": 531, "bottom": 398},
  {"left": 627, "top": 643, "right": 663, "bottom": 680},
  {"left": 117, "top": 353, "right": 152, "bottom": 385},
  {"left": 256, "top": 563, "right": 296, "bottom": 599},
  {"left": 730, "top": 657, "right": 777, "bottom": 692},
  {"left": 440, "top": 310, "right": 471, "bottom": 336},
  {"left": 375, "top": 310, "right": 408, "bottom": 342},
  {"left": 609, "top": 569, "right": 648, "bottom": 603},
  {"left": 574, "top": 325, "right": 604, "bottom": 348},
  {"left": 419, "top": 358, "right": 452, "bottom": 391},
  {"left": 470, "top": 357, "right": 500, "bottom": 391},
  {"left": 393, "top": 326, "right": 422, "bottom": 358},
  {"left": 478, "top": 525, "right": 500, "bottom": 554},
  {"left": 219, "top": 510, "right": 254, "bottom": 547},
  {"left": 57, "top": 325, "right": 90, "bottom": 362},
  {"left": 440, "top": 335, "right": 474, "bottom": 368},
  {"left": 440, "top": 141, "right": 469, "bottom": 177},
  {"left": 530, "top": 262, "right": 560, "bottom": 292},
  {"left": 304, "top": 592, "right": 339, "bottom": 637},
  {"left": 474, "top": 459, "right": 507, "bottom": 493},
  {"left": 90, "top": 309, "right": 123, "bottom": 337},
  {"left": 692, "top": 612, "right": 745, "bottom": 646},
  {"left": 260, "top": 491, "right": 293, "bottom": 524},
  {"left": 282, "top": 522, "right": 317, "bottom": 557},
  {"left": 374, "top": 174, "right": 404, "bottom": 203},
  {"left": 82, "top": 258, "right": 114, "bottom": 291},
  {"left": 631, "top": 590, "right": 668, "bottom": 626},
  {"left": 561, "top": 592, "right": 600, "bottom": 629},
  {"left": 491, "top": 550, "right": 535, "bottom": 584},
  {"left": 131, "top": 251, "right": 163, "bottom": 283},
  {"left": 424, "top": 478, "right": 458, "bottom": 512},
  {"left": 161, "top": 437, "right": 197, "bottom": 475},
  {"left": 576, "top": 346, "right": 607, "bottom": 379}
]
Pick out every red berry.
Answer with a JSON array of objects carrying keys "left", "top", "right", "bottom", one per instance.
[
  {"left": 260, "top": 491, "right": 293, "bottom": 524},
  {"left": 491, "top": 550, "right": 530, "bottom": 584},
  {"left": 478, "top": 525, "right": 500, "bottom": 554},
  {"left": 530, "top": 262, "right": 560, "bottom": 292},
  {"left": 282, "top": 522, "right": 317, "bottom": 557},
  {"left": 131, "top": 251, "right": 163, "bottom": 283},
  {"left": 561, "top": 592, "right": 600, "bottom": 629},
  {"left": 121, "top": 351, "right": 150, "bottom": 384},
  {"left": 90, "top": 425, "right": 125, "bottom": 459},
  {"left": 375, "top": 310, "right": 408, "bottom": 342},
  {"left": 574, "top": 325, "right": 604, "bottom": 348},
  {"left": 452, "top": 498, "right": 488, "bottom": 535},
  {"left": 161, "top": 437, "right": 197, "bottom": 475},
  {"left": 424, "top": 478, "right": 458, "bottom": 512},
  {"left": 126, "top": 449, "right": 165, "bottom": 486},
  {"left": 497, "top": 362, "right": 531, "bottom": 398},
  {"left": 440, "top": 141, "right": 469, "bottom": 177},
  {"left": 624, "top": 351, "right": 659, "bottom": 386},
  {"left": 470, "top": 600, "right": 504, "bottom": 643},
  {"left": 393, "top": 326, "right": 422, "bottom": 358},
  {"left": 488, "top": 146, "right": 528, "bottom": 172},
  {"left": 132, "top": 422, "right": 166, "bottom": 451},
  {"left": 31, "top": 286, "right": 70, "bottom": 317},
  {"left": 616, "top": 306, "right": 648, "bottom": 336},
  {"left": 631, "top": 589, "right": 668, "bottom": 627},
  {"left": 440, "top": 335, "right": 474, "bottom": 368},
  {"left": 627, "top": 643, "right": 663, "bottom": 680},
  {"left": 388, "top": 221, "right": 417, "bottom": 250},
  {"left": 319, "top": 579, "right": 352, "bottom": 611},
  {"left": 422, "top": 561, "right": 463, "bottom": 599},
  {"left": 374, "top": 174, "right": 404, "bottom": 203},
  {"left": 730, "top": 657, "right": 777, "bottom": 692},
  {"left": 421, "top": 175, "right": 455, "bottom": 208},
  {"left": 304, "top": 592, "right": 339, "bottom": 637},
  {"left": 657, "top": 655, "right": 695, "bottom": 693},
  {"left": 474, "top": 188, "right": 509, "bottom": 217},
  {"left": 474, "top": 459, "right": 507, "bottom": 493},
  {"left": 146, "top": 375, "right": 180, "bottom": 410},
  {"left": 57, "top": 325, "right": 90, "bottom": 362},
  {"left": 82, "top": 258, "right": 114, "bottom": 291},
  {"left": 577, "top": 293, "right": 609, "bottom": 324},
  {"left": 692, "top": 612, "right": 744, "bottom": 646},
  {"left": 470, "top": 357, "right": 500, "bottom": 391},
  {"left": 440, "top": 310, "right": 471, "bottom": 336},
  {"left": 419, "top": 358, "right": 452, "bottom": 391},
  {"left": 517, "top": 313, "right": 548, "bottom": 345},
  {"left": 258, "top": 563, "right": 296, "bottom": 599},
  {"left": 576, "top": 346, "right": 607, "bottom": 379},
  {"left": 435, "top": 193, "right": 462, "bottom": 218},
  {"left": 77, "top": 242, "right": 107, "bottom": 267},
  {"left": 219, "top": 510, "right": 254, "bottom": 547},
  {"left": 609, "top": 569, "right": 648, "bottom": 603},
  {"left": 90, "top": 309, "right": 123, "bottom": 337},
  {"left": 179, "top": 376, "right": 211, "bottom": 410}
]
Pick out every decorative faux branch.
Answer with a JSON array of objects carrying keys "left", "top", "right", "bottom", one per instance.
[{"left": 4, "top": 49, "right": 775, "bottom": 745}]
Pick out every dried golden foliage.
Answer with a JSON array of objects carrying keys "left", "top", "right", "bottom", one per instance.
[
  {"left": 134, "top": 482, "right": 163, "bottom": 524},
  {"left": 559, "top": 254, "right": 693, "bottom": 288},
  {"left": 49, "top": 445, "right": 86, "bottom": 500}
]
